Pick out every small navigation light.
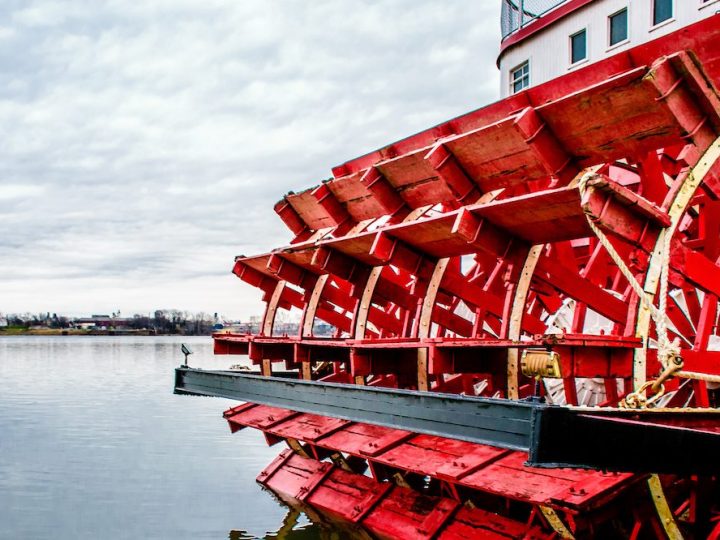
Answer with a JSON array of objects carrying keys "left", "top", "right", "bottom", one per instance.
[{"left": 181, "top": 343, "right": 193, "bottom": 367}]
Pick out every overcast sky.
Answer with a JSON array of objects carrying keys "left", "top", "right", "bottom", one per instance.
[{"left": 0, "top": 0, "right": 502, "bottom": 320}]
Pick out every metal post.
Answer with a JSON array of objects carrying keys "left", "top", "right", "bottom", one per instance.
[{"left": 181, "top": 343, "right": 193, "bottom": 367}]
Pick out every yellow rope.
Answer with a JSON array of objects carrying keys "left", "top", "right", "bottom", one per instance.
[
  {"left": 578, "top": 173, "right": 680, "bottom": 364},
  {"left": 577, "top": 172, "right": 682, "bottom": 406},
  {"left": 675, "top": 370, "right": 720, "bottom": 383}
]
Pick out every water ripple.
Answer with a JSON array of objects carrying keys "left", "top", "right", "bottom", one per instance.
[{"left": 0, "top": 336, "right": 322, "bottom": 539}]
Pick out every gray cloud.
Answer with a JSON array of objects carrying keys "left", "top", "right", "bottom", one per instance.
[{"left": 0, "top": 0, "right": 501, "bottom": 318}]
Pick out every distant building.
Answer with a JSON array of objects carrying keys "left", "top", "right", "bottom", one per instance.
[
  {"left": 219, "top": 320, "right": 261, "bottom": 334},
  {"left": 273, "top": 322, "right": 300, "bottom": 336},
  {"left": 74, "top": 316, "right": 132, "bottom": 330}
]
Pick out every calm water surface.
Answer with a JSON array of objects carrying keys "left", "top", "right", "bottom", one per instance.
[{"left": 0, "top": 336, "right": 338, "bottom": 539}]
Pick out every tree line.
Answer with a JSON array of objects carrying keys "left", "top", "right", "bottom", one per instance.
[{"left": 1, "top": 310, "right": 221, "bottom": 336}]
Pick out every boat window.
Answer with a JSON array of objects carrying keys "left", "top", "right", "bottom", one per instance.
[
  {"left": 609, "top": 8, "right": 628, "bottom": 46},
  {"left": 570, "top": 29, "right": 587, "bottom": 64},
  {"left": 510, "top": 61, "right": 530, "bottom": 94},
  {"left": 653, "top": 0, "right": 673, "bottom": 25}
]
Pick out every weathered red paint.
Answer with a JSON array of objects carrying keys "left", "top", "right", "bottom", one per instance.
[
  {"left": 234, "top": 403, "right": 643, "bottom": 536},
  {"left": 212, "top": 17, "right": 720, "bottom": 537}
]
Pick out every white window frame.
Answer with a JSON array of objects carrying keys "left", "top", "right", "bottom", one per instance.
[
  {"left": 569, "top": 28, "right": 588, "bottom": 66},
  {"left": 607, "top": 7, "right": 629, "bottom": 50},
  {"left": 651, "top": 0, "right": 674, "bottom": 29},
  {"left": 510, "top": 60, "right": 530, "bottom": 95}
]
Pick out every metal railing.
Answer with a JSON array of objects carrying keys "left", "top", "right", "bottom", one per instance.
[{"left": 501, "top": 0, "right": 569, "bottom": 39}]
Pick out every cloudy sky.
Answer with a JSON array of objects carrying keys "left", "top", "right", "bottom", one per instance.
[{"left": 0, "top": 1, "right": 502, "bottom": 320}]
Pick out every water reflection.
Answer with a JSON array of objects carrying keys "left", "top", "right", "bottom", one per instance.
[
  {"left": 230, "top": 492, "right": 372, "bottom": 540},
  {"left": 0, "top": 336, "right": 348, "bottom": 539},
  {"left": 229, "top": 508, "right": 320, "bottom": 540}
]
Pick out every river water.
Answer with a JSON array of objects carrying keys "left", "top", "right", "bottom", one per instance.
[{"left": 0, "top": 336, "right": 334, "bottom": 539}]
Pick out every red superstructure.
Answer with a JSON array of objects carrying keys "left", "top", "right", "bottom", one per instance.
[{"left": 195, "top": 15, "right": 720, "bottom": 539}]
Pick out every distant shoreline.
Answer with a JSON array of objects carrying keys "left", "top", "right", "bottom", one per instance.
[{"left": 0, "top": 328, "right": 211, "bottom": 337}]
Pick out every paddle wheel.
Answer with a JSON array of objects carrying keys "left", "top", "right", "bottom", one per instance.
[{"left": 176, "top": 14, "right": 720, "bottom": 539}]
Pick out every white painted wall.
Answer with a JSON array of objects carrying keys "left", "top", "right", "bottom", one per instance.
[{"left": 499, "top": 0, "right": 720, "bottom": 97}]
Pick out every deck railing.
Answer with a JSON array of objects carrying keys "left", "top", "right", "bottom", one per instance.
[{"left": 501, "top": 0, "right": 568, "bottom": 39}]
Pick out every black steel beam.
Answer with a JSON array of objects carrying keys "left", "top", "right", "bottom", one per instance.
[
  {"left": 530, "top": 408, "right": 720, "bottom": 475},
  {"left": 175, "top": 367, "right": 537, "bottom": 450},
  {"left": 174, "top": 367, "right": 720, "bottom": 474}
]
